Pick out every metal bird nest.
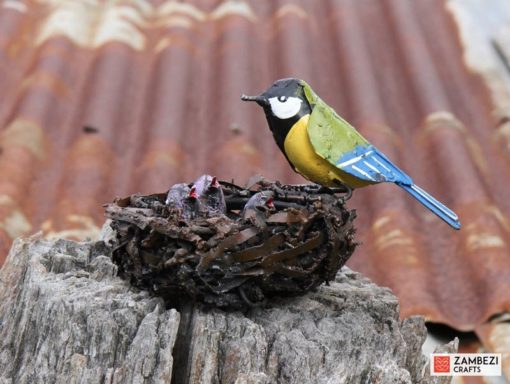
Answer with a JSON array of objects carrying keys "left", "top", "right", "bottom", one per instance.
[{"left": 105, "top": 176, "right": 357, "bottom": 309}]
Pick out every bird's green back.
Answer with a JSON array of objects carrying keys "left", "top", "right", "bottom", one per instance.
[{"left": 301, "top": 80, "right": 369, "bottom": 163}]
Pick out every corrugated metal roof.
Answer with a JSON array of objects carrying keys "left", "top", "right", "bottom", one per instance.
[{"left": 1, "top": 0, "right": 510, "bottom": 337}]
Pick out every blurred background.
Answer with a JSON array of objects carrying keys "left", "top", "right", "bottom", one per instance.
[{"left": 1, "top": 0, "right": 510, "bottom": 382}]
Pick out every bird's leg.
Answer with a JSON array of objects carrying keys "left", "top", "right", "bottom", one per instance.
[
  {"left": 337, "top": 184, "right": 352, "bottom": 204},
  {"left": 331, "top": 180, "right": 352, "bottom": 204},
  {"left": 341, "top": 184, "right": 353, "bottom": 201}
]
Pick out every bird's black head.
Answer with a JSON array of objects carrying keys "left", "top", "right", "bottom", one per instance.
[{"left": 241, "top": 78, "right": 312, "bottom": 149}]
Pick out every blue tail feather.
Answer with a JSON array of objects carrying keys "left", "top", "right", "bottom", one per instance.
[{"left": 397, "top": 183, "right": 461, "bottom": 230}]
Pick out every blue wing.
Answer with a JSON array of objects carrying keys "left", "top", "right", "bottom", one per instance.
[
  {"left": 335, "top": 145, "right": 461, "bottom": 229},
  {"left": 335, "top": 144, "right": 413, "bottom": 185}
]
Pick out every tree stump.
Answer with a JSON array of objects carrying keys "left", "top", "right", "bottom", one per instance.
[{"left": 0, "top": 231, "right": 455, "bottom": 384}]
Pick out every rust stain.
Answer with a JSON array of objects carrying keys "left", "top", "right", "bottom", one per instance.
[
  {"left": 371, "top": 212, "right": 419, "bottom": 266},
  {"left": 1, "top": 118, "right": 46, "bottom": 160},
  {"left": 135, "top": 140, "right": 191, "bottom": 193},
  {"left": 0, "top": 195, "right": 31, "bottom": 239},
  {"left": 137, "top": 141, "right": 189, "bottom": 173},
  {"left": 42, "top": 215, "right": 101, "bottom": 241},
  {"left": 209, "top": 0, "right": 257, "bottom": 22},
  {"left": 20, "top": 71, "right": 70, "bottom": 98},
  {"left": 465, "top": 232, "right": 506, "bottom": 252},
  {"left": 274, "top": 4, "right": 308, "bottom": 20},
  {"left": 211, "top": 136, "right": 263, "bottom": 183},
  {"left": 420, "top": 112, "right": 489, "bottom": 176},
  {"left": 48, "top": 135, "right": 114, "bottom": 231},
  {"left": 360, "top": 122, "right": 403, "bottom": 150},
  {"left": 0, "top": 119, "right": 46, "bottom": 243},
  {"left": 36, "top": 2, "right": 148, "bottom": 51},
  {"left": 157, "top": 2, "right": 206, "bottom": 25},
  {"left": 154, "top": 34, "right": 202, "bottom": 56}
]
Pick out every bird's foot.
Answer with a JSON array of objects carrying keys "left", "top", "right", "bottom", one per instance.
[
  {"left": 329, "top": 181, "right": 352, "bottom": 204},
  {"left": 337, "top": 184, "right": 353, "bottom": 205}
]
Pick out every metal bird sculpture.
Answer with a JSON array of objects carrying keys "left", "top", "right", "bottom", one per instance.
[
  {"left": 165, "top": 183, "right": 201, "bottom": 221},
  {"left": 242, "top": 78, "right": 461, "bottom": 230},
  {"left": 193, "top": 174, "right": 227, "bottom": 215},
  {"left": 165, "top": 183, "right": 190, "bottom": 208},
  {"left": 241, "top": 191, "right": 275, "bottom": 228}
]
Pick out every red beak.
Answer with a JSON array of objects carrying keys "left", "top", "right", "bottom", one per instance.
[
  {"left": 211, "top": 176, "right": 220, "bottom": 189},
  {"left": 266, "top": 197, "right": 275, "bottom": 209},
  {"left": 188, "top": 186, "right": 198, "bottom": 199}
]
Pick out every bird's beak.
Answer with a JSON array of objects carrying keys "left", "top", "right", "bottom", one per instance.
[
  {"left": 210, "top": 176, "right": 220, "bottom": 189},
  {"left": 241, "top": 94, "right": 269, "bottom": 107},
  {"left": 188, "top": 186, "right": 198, "bottom": 200}
]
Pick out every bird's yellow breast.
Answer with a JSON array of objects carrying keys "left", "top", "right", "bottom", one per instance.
[{"left": 283, "top": 115, "right": 369, "bottom": 188}]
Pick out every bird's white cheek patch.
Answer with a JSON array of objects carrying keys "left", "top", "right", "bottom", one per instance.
[{"left": 268, "top": 97, "right": 302, "bottom": 119}]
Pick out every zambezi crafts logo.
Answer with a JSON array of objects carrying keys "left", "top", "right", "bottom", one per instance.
[
  {"left": 433, "top": 356, "right": 450, "bottom": 373},
  {"left": 431, "top": 353, "right": 502, "bottom": 376}
]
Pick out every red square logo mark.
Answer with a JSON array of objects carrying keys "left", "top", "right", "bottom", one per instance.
[{"left": 433, "top": 356, "right": 450, "bottom": 373}]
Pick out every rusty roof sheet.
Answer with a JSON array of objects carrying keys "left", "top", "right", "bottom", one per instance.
[{"left": 1, "top": 0, "right": 510, "bottom": 334}]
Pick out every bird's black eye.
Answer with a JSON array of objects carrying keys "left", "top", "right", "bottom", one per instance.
[{"left": 278, "top": 96, "right": 288, "bottom": 102}]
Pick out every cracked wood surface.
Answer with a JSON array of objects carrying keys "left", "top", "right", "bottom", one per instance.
[{"left": 0, "top": 231, "right": 454, "bottom": 384}]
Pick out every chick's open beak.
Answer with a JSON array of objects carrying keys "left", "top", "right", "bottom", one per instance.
[
  {"left": 188, "top": 186, "right": 198, "bottom": 200},
  {"left": 241, "top": 94, "right": 269, "bottom": 107},
  {"left": 210, "top": 176, "right": 220, "bottom": 189}
]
